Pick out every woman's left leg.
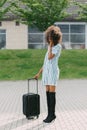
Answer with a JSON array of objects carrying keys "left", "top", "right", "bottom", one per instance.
[
  {"left": 43, "top": 85, "right": 56, "bottom": 123},
  {"left": 49, "top": 85, "right": 56, "bottom": 92}
]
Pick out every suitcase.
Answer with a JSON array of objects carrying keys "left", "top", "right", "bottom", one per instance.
[{"left": 22, "top": 78, "right": 40, "bottom": 119}]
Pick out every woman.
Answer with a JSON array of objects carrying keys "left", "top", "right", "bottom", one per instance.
[{"left": 34, "top": 25, "right": 62, "bottom": 123}]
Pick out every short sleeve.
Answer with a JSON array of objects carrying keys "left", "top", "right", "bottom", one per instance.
[{"left": 52, "top": 44, "right": 62, "bottom": 56}]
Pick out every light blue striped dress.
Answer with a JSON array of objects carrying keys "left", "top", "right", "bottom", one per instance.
[{"left": 42, "top": 44, "right": 62, "bottom": 86}]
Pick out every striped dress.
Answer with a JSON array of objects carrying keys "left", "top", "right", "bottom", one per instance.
[{"left": 42, "top": 44, "right": 62, "bottom": 86}]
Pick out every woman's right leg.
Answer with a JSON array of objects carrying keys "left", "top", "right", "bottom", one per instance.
[
  {"left": 43, "top": 85, "right": 50, "bottom": 122},
  {"left": 46, "top": 85, "right": 50, "bottom": 92}
]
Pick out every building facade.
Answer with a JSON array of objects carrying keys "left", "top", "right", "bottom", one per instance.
[
  {"left": 0, "top": 0, "right": 87, "bottom": 49},
  {"left": 0, "top": 21, "right": 28, "bottom": 49},
  {"left": 0, "top": 21, "right": 87, "bottom": 49}
]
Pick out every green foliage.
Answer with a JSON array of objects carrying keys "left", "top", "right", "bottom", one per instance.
[
  {"left": 9, "top": 0, "right": 69, "bottom": 31},
  {"left": 0, "top": 49, "right": 87, "bottom": 80},
  {"left": 75, "top": 2, "right": 87, "bottom": 21},
  {"left": 0, "top": 0, "right": 13, "bottom": 20}
]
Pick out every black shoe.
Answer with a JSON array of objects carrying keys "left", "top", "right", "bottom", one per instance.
[
  {"left": 43, "top": 92, "right": 56, "bottom": 123},
  {"left": 43, "top": 114, "right": 50, "bottom": 122},
  {"left": 43, "top": 115, "right": 56, "bottom": 123}
]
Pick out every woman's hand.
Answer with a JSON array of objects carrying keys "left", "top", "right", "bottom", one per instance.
[
  {"left": 34, "top": 67, "right": 43, "bottom": 79},
  {"left": 49, "top": 39, "right": 53, "bottom": 47},
  {"left": 34, "top": 73, "right": 40, "bottom": 79},
  {"left": 50, "top": 41, "right": 53, "bottom": 47},
  {"left": 48, "top": 40, "right": 55, "bottom": 60}
]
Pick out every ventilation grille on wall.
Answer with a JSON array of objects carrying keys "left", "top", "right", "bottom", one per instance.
[
  {"left": 0, "top": 22, "right": 2, "bottom": 26},
  {"left": 15, "top": 21, "right": 20, "bottom": 26}
]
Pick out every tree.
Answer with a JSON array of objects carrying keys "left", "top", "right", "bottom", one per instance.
[
  {"left": 75, "top": 2, "right": 87, "bottom": 21},
  {"left": 10, "top": 0, "right": 69, "bottom": 31},
  {"left": 0, "top": 0, "right": 12, "bottom": 20}
]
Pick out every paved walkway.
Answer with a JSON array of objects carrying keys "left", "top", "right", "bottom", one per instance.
[{"left": 0, "top": 79, "right": 87, "bottom": 130}]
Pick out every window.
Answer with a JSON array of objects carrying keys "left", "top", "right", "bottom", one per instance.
[
  {"left": 28, "top": 27, "right": 44, "bottom": 49},
  {"left": 58, "top": 25, "right": 69, "bottom": 33},
  {"left": 70, "top": 25, "right": 85, "bottom": 45},
  {"left": 28, "top": 33, "right": 44, "bottom": 49},
  {"left": 71, "top": 34, "right": 85, "bottom": 43},
  {"left": 71, "top": 25, "right": 85, "bottom": 33},
  {"left": 55, "top": 23, "right": 85, "bottom": 49},
  {"left": 0, "top": 29, "right": 6, "bottom": 49}
]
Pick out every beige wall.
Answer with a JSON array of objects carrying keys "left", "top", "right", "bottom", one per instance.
[{"left": 0, "top": 21, "right": 28, "bottom": 49}]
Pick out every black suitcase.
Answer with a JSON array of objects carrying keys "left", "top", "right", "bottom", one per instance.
[{"left": 22, "top": 78, "right": 40, "bottom": 119}]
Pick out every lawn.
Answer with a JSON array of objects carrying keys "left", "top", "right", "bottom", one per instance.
[{"left": 0, "top": 49, "right": 87, "bottom": 80}]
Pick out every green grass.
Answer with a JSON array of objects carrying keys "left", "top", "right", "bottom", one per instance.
[
  {"left": 0, "top": 49, "right": 87, "bottom": 80},
  {"left": 59, "top": 49, "right": 87, "bottom": 79}
]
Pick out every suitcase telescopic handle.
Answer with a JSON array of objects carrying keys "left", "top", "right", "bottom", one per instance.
[{"left": 28, "top": 78, "right": 38, "bottom": 94}]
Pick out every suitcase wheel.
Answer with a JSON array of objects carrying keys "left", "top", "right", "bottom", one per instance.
[
  {"left": 37, "top": 115, "right": 39, "bottom": 119},
  {"left": 26, "top": 116, "right": 34, "bottom": 120},
  {"left": 26, "top": 115, "right": 39, "bottom": 120}
]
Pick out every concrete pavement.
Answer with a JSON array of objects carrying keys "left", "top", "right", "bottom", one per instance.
[{"left": 0, "top": 79, "right": 87, "bottom": 130}]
